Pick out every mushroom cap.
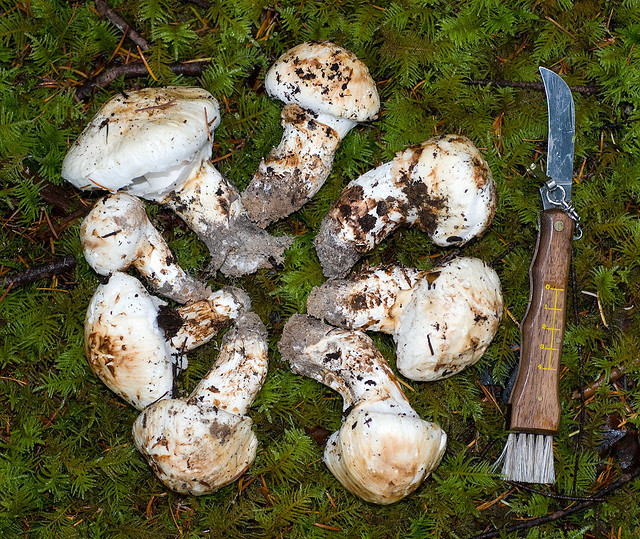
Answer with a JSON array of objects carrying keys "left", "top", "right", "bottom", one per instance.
[
  {"left": 62, "top": 87, "right": 220, "bottom": 197},
  {"left": 265, "top": 41, "right": 380, "bottom": 122},
  {"left": 132, "top": 400, "right": 257, "bottom": 495},
  {"left": 80, "top": 192, "right": 149, "bottom": 274},
  {"left": 394, "top": 135, "right": 497, "bottom": 246},
  {"left": 394, "top": 257, "right": 503, "bottom": 381},
  {"left": 324, "top": 405, "right": 447, "bottom": 505},
  {"left": 84, "top": 272, "right": 176, "bottom": 409}
]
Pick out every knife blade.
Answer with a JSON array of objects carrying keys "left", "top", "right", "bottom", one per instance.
[
  {"left": 501, "top": 68, "right": 578, "bottom": 483},
  {"left": 539, "top": 67, "right": 575, "bottom": 209}
]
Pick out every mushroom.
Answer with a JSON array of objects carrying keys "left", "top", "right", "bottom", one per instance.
[
  {"left": 307, "top": 257, "right": 503, "bottom": 381},
  {"left": 279, "top": 314, "right": 447, "bottom": 504},
  {"left": 61, "top": 86, "right": 291, "bottom": 276},
  {"left": 85, "top": 271, "right": 250, "bottom": 409},
  {"left": 132, "top": 312, "right": 269, "bottom": 495},
  {"left": 314, "top": 135, "right": 497, "bottom": 278},
  {"left": 81, "top": 192, "right": 210, "bottom": 303},
  {"left": 241, "top": 41, "right": 380, "bottom": 227}
]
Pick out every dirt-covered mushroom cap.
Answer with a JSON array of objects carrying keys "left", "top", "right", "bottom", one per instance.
[
  {"left": 81, "top": 192, "right": 210, "bottom": 303},
  {"left": 62, "top": 86, "right": 220, "bottom": 198},
  {"left": 401, "top": 135, "right": 496, "bottom": 246},
  {"left": 265, "top": 41, "right": 380, "bottom": 124},
  {"left": 324, "top": 406, "right": 447, "bottom": 504},
  {"left": 394, "top": 257, "right": 503, "bottom": 381},
  {"left": 85, "top": 272, "right": 250, "bottom": 410},
  {"left": 315, "top": 135, "right": 497, "bottom": 279},
  {"left": 132, "top": 313, "right": 269, "bottom": 495},
  {"left": 279, "top": 314, "right": 447, "bottom": 504}
]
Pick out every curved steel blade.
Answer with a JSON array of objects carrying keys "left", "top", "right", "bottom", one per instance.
[{"left": 540, "top": 67, "right": 575, "bottom": 209}]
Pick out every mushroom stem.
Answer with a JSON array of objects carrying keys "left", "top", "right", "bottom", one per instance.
[
  {"left": 307, "top": 265, "right": 422, "bottom": 332},
  {"left": 279, "top": 314, "right": 411, "bottom": 411},
  {"left": 81, "top": 193, "right": 210, "bottom": 303},
  {"left": 158, "top": 159, "right": 293, "bottom": 276},
  {"left": 133, "top": 313, "right": 269, "bottom": 495},
  {"left": 279, "top": 315, "right": 447, "bottom": 504},
  {"left": 190, "top": 312, "right": 269, "bottom": 415},
  {"left": 241, "top": 104, "right": 352, "bottom": 227},
  {"left": 314, "top": 135, "right": 497, "bottom": 278}
]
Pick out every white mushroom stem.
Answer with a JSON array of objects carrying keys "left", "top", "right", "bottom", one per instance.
[
  {"left": 157, "top": 159, "right": 293, "bottom": 277},
  {"left": 132, "top": 313, "right": 268, "bottom": 495},
  {"left": 81, "top": 192, "right": 210, "bottom": 303},
  {"left": 241, "top": 104, "right": 354, "bottom": 227},
  {"left": 279, "top": 315, "right": 447, "bottom": 504},
  {"left": 85, "top": 272, "right": 250, "bottom": 410},
  {"left": 307, "top": 257, "right": 504, "bottom": 381},
  {"left": 241, "top": 41, "right": 380, "bottom": 227},
  {"left": 314, "top": 135, "right": 497, "bottom": 278}
]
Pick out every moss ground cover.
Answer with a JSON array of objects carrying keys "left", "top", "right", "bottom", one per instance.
[{"left": 1, "top": 0, "right": 639, "bottom": 537}]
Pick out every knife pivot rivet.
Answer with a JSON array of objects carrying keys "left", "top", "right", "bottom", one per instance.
[{"left": 554, "top": 221, "right": 565, "bottom": 232}]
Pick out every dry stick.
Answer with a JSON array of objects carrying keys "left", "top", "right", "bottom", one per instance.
[
  {"left": 472, "top": 465, "right": 640, "bottom": 539},
  {"left": 0, "top": 256, "right": 76, "bottom": 289},
  {"left": 572, "top": 366, "right": 627, "bottom": 400},
  {"left": 35, "top": 204, "right": 94, "bottom": 241},
  {"left": 505, "top": 480, "right": 603, "bottom": 503},
  {"left": 94, "top": 0, "right": 150, "bottom": 51},
  {"left": 489, "top": 241, "right": 519, "bottom": 268},
  {"left": 471, "top": 439, "right": 497, "bottom": 465},
  {"left": 464, "top": 79, "right": 598, "bottom": 96},
  {"left": 74, "top": 60, "right": 210, "bottom": 101}
]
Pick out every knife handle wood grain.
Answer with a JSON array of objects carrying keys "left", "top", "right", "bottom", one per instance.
[{"left": 509, "top": 209, "right": 574, "bottom": 435}]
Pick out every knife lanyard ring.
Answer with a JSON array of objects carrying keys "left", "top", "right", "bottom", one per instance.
[{"left": 542, "top": 179, "right": 582, "bottom": 240}]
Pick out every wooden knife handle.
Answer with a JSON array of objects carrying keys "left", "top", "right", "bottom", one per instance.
[{"left": 509, "top": 209, "right": 574, "bottom": 435}]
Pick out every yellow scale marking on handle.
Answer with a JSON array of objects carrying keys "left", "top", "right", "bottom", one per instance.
[{"left": 538, "top": 283, "right": 563, "bottom": 371}]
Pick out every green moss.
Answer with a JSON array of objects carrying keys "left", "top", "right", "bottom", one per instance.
[{"left": 1, "top": 0, "right": 640, "bottom": 536}]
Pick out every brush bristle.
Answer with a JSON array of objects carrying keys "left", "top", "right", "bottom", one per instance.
[{"left": 498, "top": 433, "right": 555, "bottom": 483}]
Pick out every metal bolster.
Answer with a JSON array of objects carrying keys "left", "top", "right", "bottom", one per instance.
[{"left": 540, "top": 180, "right": 582, "bottom": 240}]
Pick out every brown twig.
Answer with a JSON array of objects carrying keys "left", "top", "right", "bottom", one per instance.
[
  {"left": 35, "top": 204, "right": 94, "bottom": 241},
  {"left": 472, "top": 466, "right": 640, "bottom": 539},
  {"left": 94, "top": 0, "right": 150, "bottom": 51},
  {"left": 505, "top": 481, "right": 603, "bottom": 503},
  {"left": 0, "top": 256, "right": 76, "bottom": 289},
  {"left": 572, "top": 366, "right": 627, "bottom": 400},
  {"left": 74, "top": 60, "right": 210, "bottom": 101},
  {"left": 489, "top": 241, "right": 519, "bottom": 268},
  {"left": 464, "top": 79, "right": 598, "bottom": 96}
]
